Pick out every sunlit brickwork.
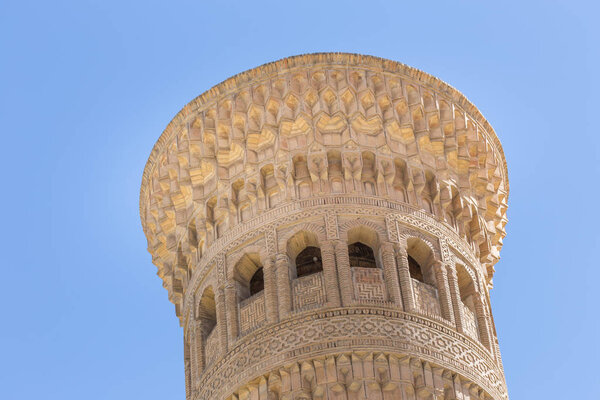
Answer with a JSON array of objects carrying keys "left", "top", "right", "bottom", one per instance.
[{"left": 140, "top": 53, "right": 509, "bottom": 399}]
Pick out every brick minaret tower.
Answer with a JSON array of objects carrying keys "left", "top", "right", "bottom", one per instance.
[{"left": 140, "top": 53, "right": 509, "bottom": 399}]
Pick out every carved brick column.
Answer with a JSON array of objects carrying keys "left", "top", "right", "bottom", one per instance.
[
  {"left": 333, "top": 239, "right": 353, "bottom": 305},
  {"left": 447, "top": 265, "right": 465, "bottom": 333},
  {"left": 224, "top": 283, "right": 238, "bottom": 343},
  {"left": 263, "top": 255, "right": 279, "bottom": 323},
  {"left": 381, "top": 241, "right": 402, "bottom": 308},
  {"left": 215, "top": 287, "right": 228, "bottom": 354},
  {"left": 184, "top": 339, "right": 191, "bottom": 400},
  {"left": 395, "top": 244, "right": 415, "bottom": 312},
  {"left": 321, "top": 240, "right": 341, "bottom": 308},
  {"left": 190, "top": 320, "right": 204, "bottom": 390},
  {"left": 433, "top": 261, "right": 455, "bottom": 325},
  {"left": 275, "top": 253, "right": 292, "bottom": 319},
  {"left": 474, "top": 294, "right": 492, "bottom": 350}
]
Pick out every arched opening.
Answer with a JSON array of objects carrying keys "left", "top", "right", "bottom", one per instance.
[
  {"left": 295, "top": 246, "right": 323, "bottom": 278},
  {"left": 348, "top": 242, "right": 377, "bottom": 268},
  {"left": 197, "top": 286, "right": 219, "bottom": 366},
  {"left": 286, "top": 230, "right": 322, "bottom": 279},
  {"left": 198, "top": 286, "right": 217, "bottom": 336},
  {"left": 456, "top": 264, "right": 480, "bottom": 340},
  {"left": 286, "top": 230, "right": 326, "bottom": 310},
  {"left": 408, "top": 254, "right": 424, "bottom": 282},
  {"left": 346, "top": 225, "right": 386, "bottom": 301},
  {"left": 406, "top": 237, "right": 436, "bottom": 286},
  {"left": 456, "top": 264, "right": 477, "bottom": 312},
  {"left": 346, "top": 225, "right": 381, "bottom": 269},
  {"left": 249, "top": 267, "right": 264, "bottom": 296},
  {"left": 233, "top": 253, "right": 264, "bottom": 300},
  {"left": 406, "top": 237, "right": 441, "bottom": 317}
]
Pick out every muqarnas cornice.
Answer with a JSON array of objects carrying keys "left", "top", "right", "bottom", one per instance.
[{"left": 140, "top": 53, "right": 508, "bottom": 313}]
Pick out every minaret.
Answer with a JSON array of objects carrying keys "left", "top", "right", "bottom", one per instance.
[{"left": 140, "top": 53, "right": 509, "bottom": 400}]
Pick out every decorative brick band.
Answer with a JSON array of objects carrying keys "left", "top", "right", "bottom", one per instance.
[{"left": 196, "top": 307, "right": 506, "bottom": 399}]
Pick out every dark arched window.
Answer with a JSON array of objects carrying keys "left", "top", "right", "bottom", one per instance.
[
  {"left": 295, "top": 246, "right": 323, "bottom": 278},
  {"left": 348, "top": 242, "right": 377, "bottom": 268},
  {"left": 249, "top": 267, "right": 264, "bottom": 296},
  {"left": 198, "top": 287, "right": 217, "bottom": 336},
  {"left": 408, "top": 255, "right": 424, "bottom": 282}
]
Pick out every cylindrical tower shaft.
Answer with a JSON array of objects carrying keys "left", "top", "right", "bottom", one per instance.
[{"left": 140, "top": 53, "right": 510, "bottom": 400}]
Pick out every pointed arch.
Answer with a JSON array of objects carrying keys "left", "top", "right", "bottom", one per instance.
[
  {"left": 405, "top": 236, "right": 436, "bottom": 286},
  {"left": 233, "top": 253, "right": 264, "bottom": 300},
  {"left": 283, "top": 229, "right": 324, "bottom": 279},
  {"left": 227, "top": 245, "right": 268, "bottom": 282},
  {"left": 398, "top": 228, "right": 441, "bottom": 261},
  {"left": 197, "top": 286, "right": 217, "bottom": 337},
  {"left": 277, "top": 221, "right": 327, "bottom": 253},
  {"left": 338, "top": 218, "right": 388, "bottom": 243}
]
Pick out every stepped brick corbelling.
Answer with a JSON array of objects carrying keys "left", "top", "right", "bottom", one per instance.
[{"left": 140, "top": 53, "right": 510, "bottom": 399}]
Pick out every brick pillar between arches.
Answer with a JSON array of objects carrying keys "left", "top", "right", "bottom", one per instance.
[
  {"left": 191, "top": 320, "right": 204, "bottom": 391},
  {"left": 381, "top": 241, "right": 403, "bottom": 308},
  {"left": 263, "top": 256, "right": 279, "bottom": 323},
  {"left": 276, "top": 253, "right": 292, "bottom": 319},
  {"left": 395, "top": 244, "right": 415, "bottom": 313},
  {"left": 433, "top": 261, "right": 455, "bottom": 325},
  {"left": 447, "top": 264, "right": 465, "bottom": 334},
  {"left": 321, "top": 240, "right": 341, "bottom": 308},
  {"left": 224, "top": 283, "right": 238, "bottom": 343},
  {"left": 215, "top": 287, "right": 228, "bottom": 355},
  {"left": 183, "top": 337, "right": 191, "bottom": 400},
  {"left": 474, "top": 293, "right": 493, "bottom": 350},
  {"left": 333, "top": 240, "right": 353, "bottom": 305}
]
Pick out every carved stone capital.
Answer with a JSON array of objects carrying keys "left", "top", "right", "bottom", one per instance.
[
  {"left": 394, "top": 243, "right": 408, "bottom": 257},
  {"left": 320, "top": 240, "right": 335, "bottom": 253},
  {"left": 380, "top": 241, "right": 395, "bottom": 253},
  {"left": 275, "top": 253, "right": 289, "bottom": 266}
]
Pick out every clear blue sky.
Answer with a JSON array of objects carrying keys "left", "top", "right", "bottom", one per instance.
[{"left": 1, "top": 1, "right": 598, "bottom": 399}]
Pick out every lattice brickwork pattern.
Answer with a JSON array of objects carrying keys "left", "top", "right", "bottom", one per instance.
[
  {"left": 204, "top": 328, "right": 219, "bottom": 366},
  {"left": 462, "top": 302, "right": 480, "bottom": 341},
  {"left": 292, "top": 272, "right": 325, "bottom": 311},
  {"left": 412, "top": 279, "right": 442, "bottom": 319},
  {"left": 352, "top": 267, "right": 387, "bottom": 302},
  {"left": 239, "top": 293, "right": 266, "bottom": 334}
]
